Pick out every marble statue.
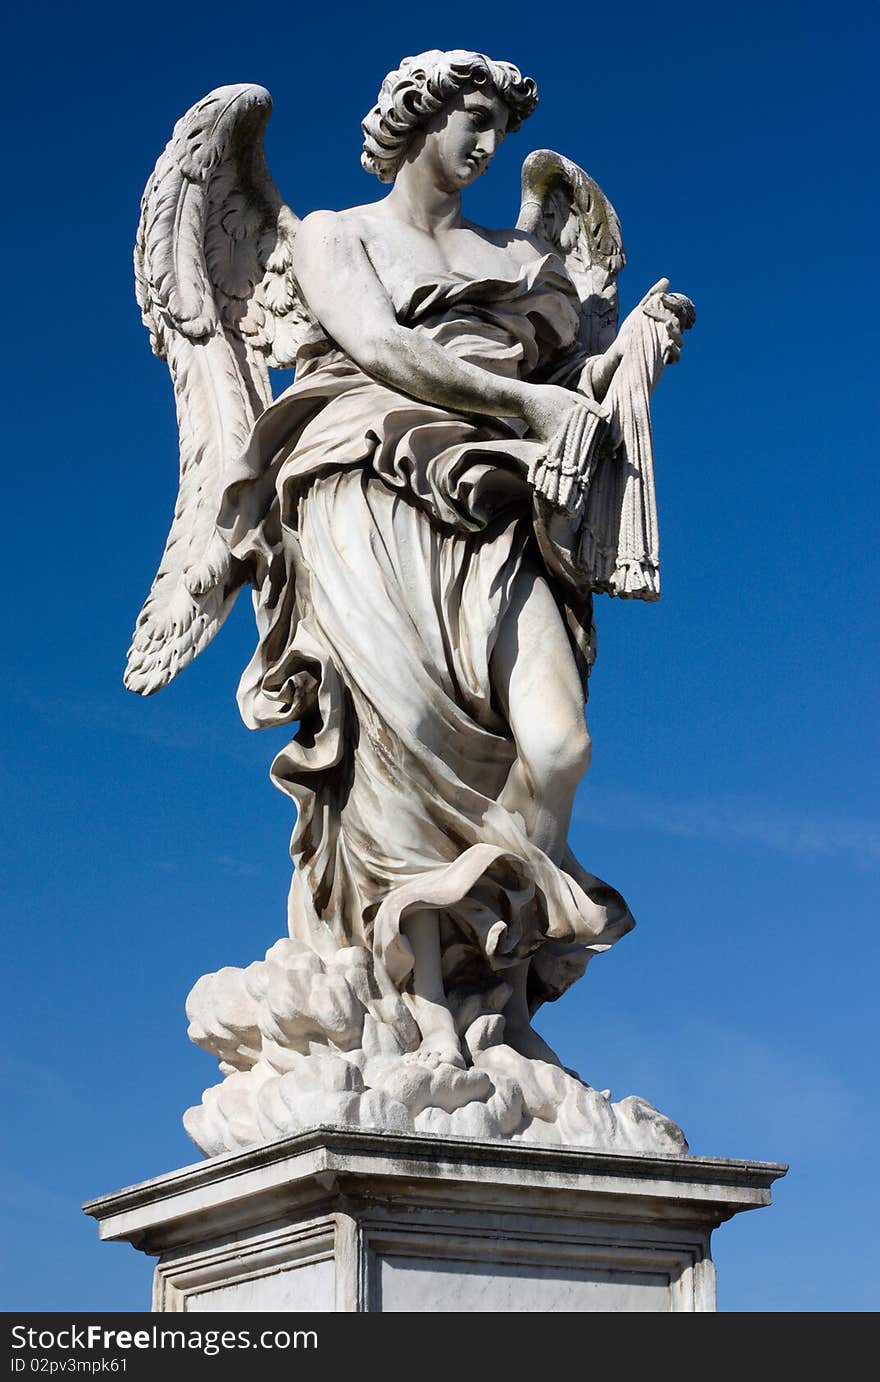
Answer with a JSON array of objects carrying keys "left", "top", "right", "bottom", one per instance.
[{"left": 127, "top": 50, "right": 695, "bottom": 1157}]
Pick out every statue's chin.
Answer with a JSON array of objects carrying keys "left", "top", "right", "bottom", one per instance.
[
  {"left": 464, "top": 162, "right": 489, "bottom": 184},
  {"left": 448, "top": 160, "right": 487, "bottom": 189}
]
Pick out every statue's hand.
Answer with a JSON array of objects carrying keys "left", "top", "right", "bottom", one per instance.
[
  {"left": 620, "top": 279, "right": 696, "bottom": 364},
  {"left": 521, "top": 383, "right": 584, "bottom": 444},
  {"left": 523, "top": 385, "right": 609, "bottom": 511}
]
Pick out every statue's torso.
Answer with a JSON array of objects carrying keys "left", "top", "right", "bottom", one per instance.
[{"left": 335, "top": 203, "right": 550, "bottom": 318}]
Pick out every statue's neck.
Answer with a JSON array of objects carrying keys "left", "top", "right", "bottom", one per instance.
[{"left": 384, "top": 163, "right": 463, "bottom": 235}]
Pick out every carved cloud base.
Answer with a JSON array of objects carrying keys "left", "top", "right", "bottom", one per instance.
[
  {"left": 184, "top": 937, "right": 687, "bottom": 1158},
  {"left": 83, "top": 1128, "right": 786, "bottom": 1313}
]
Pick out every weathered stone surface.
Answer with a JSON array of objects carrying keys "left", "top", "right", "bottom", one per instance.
[
  {"left": 126, "top": 50, "right": 694, "bottom": 1149},
  {"left": 83, "top": 1130, "right": 786, "bottom": 1313},
  {"left": 184, "top": 938, "right": 686, "bottom": 1156}
]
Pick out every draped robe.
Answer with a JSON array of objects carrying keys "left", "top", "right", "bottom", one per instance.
[{"left": 218, "top": 252, "right": 635, "bottom": 1018}]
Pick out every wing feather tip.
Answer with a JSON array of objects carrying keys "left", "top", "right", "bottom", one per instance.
[{"left": 123, "top": 661, "right": 167, "bottom": 697}]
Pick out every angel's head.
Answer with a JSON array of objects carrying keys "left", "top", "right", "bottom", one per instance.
[{"left": 361, "top": 50, "right": 538, "bottom": 188}]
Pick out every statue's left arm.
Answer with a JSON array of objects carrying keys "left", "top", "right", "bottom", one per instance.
[
  {"left": 583, "top": 280, "right": 695, "bottom": 401},
  {"left": 517, "top": 150, "right": 694, "bottom": 403},
  {"left": 516, "top": 150, "right": 695, "bottom": 599}
]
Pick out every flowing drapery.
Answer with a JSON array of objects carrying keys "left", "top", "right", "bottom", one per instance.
[{"left": 218, "top": 254, "right": 654, "bottom": 1016}]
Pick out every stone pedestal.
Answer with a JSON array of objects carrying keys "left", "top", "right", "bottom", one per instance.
[{"left": 83, "top": 1128, "right": 785, "bottom": 1313}]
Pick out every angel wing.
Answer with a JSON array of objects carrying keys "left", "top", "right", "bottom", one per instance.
[
  {"left": 125, "top": 83, "right": 311, "bottom": 695},
  {"left": 516, "top": 149, "right": 625, "bottom": 356},
  {"left": 518, "top": 151, "right": 669, "bottom": 605}
]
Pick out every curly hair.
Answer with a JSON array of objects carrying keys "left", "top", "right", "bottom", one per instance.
[{"left": 361, "top": 49, "right": 538, "bottom": 183}]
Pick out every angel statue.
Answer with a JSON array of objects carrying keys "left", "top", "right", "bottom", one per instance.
[{"left": 127, "top": 50, "right": 695, "bottom": 1157}]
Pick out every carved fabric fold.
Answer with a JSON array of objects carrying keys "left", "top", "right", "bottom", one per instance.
[
  {"left": 580, "top": 307, "right": 665, "bottom": 599},
  {"left": 217, "top": 258, "right": 635, "bottom": 1013}
]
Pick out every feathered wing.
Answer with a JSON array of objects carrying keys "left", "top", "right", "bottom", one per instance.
[
  {"left": 517, "top": 148, "right": 625, "bottom": 355},
  {"left": 126, "top": 84, "right": 311, "bottom": 695},
  {"left": 518, "top": 151, "right": 665, "bottom": 604}
]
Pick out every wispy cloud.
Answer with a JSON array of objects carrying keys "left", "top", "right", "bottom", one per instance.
[
  {"left": 574, "top": 789, "right": 880, "bottom": 864},
  {"left": 10, "top": 685, "right": 876, "bottom": 865},
  {"left": 215, "top": 855, "right": 262, "bottom": 878}
]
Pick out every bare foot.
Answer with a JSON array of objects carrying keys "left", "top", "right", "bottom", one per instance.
[
  {"left": 404, "top": 980, "right": 466, "bottom": 1069},
  {"left": 404, "top": 1032, "right": 466, "bottom": 1070}
]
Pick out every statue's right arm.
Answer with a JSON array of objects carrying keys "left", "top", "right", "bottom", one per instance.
[{"left": 294, "top": 213, "right": 575, "bottom": 442}]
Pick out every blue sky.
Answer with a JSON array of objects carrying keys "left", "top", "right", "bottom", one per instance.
[{"left": 2, "top": 0, "right": 877, "bottom": 1312}]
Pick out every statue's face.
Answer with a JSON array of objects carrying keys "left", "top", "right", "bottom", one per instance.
[{"left": 416, "top": 84, "right": 510, "bottom": 190}]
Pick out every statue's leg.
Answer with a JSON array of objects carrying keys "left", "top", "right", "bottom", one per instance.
[
  {"left": 402, "top": 909, "right": 465, "bottom": 1068},
  {"left": 489, "top": 562, "right": 591, "bottom": 1065},
  {"left": 501, "top": 956, "right": 565, "bottom": 1065},
  {"left": 490, "top": 562, "right": 592, "bottom": 864}
]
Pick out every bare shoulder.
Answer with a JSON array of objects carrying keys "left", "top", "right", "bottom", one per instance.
[
  {"left": 297, "top": 207, "right": 353, "bottom": 245},
  {"left": 297, "top": 203, "right": 391, "bottom": 251},
  {"left": 291, "top": 205, "right": 399, "bottom": 319},
  {"left": 294, "top": 208, "right": 378, "bottom": 282}
]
